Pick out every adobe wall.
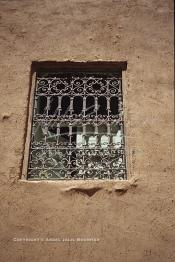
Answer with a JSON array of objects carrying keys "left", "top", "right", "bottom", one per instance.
[{"left": 0, "top": 1, "right": 174, "bottom": 261}]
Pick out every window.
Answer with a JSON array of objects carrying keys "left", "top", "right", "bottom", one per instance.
[{"left": 27, "top": 67, "right": 127, "bottom": 180}]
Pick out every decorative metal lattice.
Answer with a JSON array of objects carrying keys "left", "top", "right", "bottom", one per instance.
[{"left": 27, "top": 72, "right": 126, "bottom": 180}]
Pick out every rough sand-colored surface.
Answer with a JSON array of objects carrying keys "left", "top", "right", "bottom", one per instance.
[{"left": 0, "top": 0, "right": 174, "bottom": 261}]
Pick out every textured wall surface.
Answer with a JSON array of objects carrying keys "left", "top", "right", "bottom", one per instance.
[{"left": 0, "top": 0, "right": 174, "bottom": 261}]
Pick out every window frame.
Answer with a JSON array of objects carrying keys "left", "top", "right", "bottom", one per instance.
[{"left": 21, "top": 62, "right": 130, "bottom": 181}]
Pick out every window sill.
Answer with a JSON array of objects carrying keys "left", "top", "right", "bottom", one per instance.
[{"left": 19, "top": 176, "right": 138, "bottom": 196}]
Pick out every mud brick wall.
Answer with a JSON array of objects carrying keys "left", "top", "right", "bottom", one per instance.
[{"left": 0, "top": 1, "right": 174, "bottom": 261}]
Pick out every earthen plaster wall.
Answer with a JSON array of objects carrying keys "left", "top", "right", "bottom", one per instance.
[{"left": 0, "top": 0, "right": 174, "bottom": 261}]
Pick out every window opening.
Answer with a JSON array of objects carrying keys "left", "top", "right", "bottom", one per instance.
[{"left": 27, "top": 71, "right": 126, "bottom": 180}]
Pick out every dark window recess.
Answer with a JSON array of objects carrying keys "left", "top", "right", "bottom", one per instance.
[
  {"left": 37, "top": 96, "right": 47, "bottom": 115},
  {"left": 110, "top": 97, "right": 119, "bottom": 115},
  {"left": 86, "top": 96, "right": 95, "bottom": 116},
  {"left": 49, "top": 96, "right": 58, "bottom": 116},
  {"left": 98, "top": 96, "right": 107, "bottom": 115},
  {"left": 73, "top": 96, "right": 83, "bottom": 115},
  {"left": 28, "top": 72, "right": 126, "bottom": 180},
  {"left": 61, "top": 96, "right": 70, "bottom": 115}
]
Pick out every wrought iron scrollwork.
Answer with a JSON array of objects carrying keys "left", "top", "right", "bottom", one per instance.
[{"left": 27, "top": 72, "right": 126, "bottom": 180}]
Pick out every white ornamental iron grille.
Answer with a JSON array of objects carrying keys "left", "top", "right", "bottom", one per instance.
[{"left": 27, "top": 71, "right": 127, "bottom": 180}]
